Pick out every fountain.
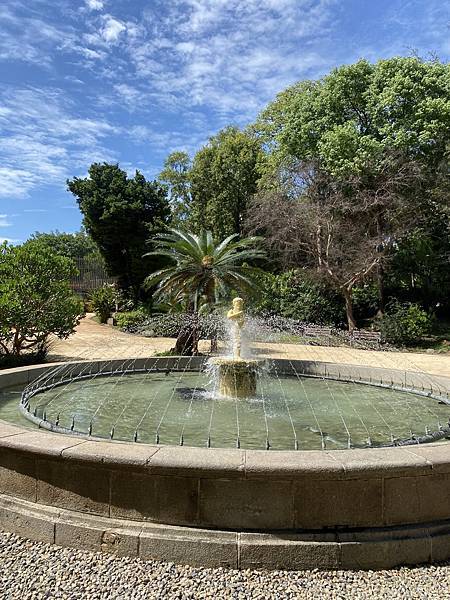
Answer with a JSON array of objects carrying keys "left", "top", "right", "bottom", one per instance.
[
  {"left": 208, "top": 297, "right": 263, "bottom": 398},
  {"left": 1, "top": 311, "right": 450, "bottom": 570}
]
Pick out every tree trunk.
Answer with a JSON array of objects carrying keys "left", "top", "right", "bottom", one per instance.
[
  {"left": 342, "top": 288, "right": 357, "bottom": 332},
  {"left": 174, "top": 314, "right": 199, "bottom": 355},
  {"left": 376, "top": 262, "right": 385, "bottom": 317}
]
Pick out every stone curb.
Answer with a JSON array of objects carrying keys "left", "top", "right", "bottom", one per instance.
[{"left": 1, "top": 493, "right": 450, "bottom": 570}]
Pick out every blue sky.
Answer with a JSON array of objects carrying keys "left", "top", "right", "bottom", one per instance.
[{"left": 0, "top": 0, "right": 449, "bottom": 243}]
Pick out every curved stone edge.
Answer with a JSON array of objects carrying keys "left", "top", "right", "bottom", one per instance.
[
  {"left": 2, "top": 361, "right": 450, "bottom": 541},
  {"left": 1, "top": 492, "right": 450, "bottom": 570}
]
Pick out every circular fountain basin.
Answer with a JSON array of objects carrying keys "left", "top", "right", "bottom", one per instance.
[{"left": 0, "top": 357, "right": 450, "bottom": 570}]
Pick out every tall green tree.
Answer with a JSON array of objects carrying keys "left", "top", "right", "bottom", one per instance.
[
  {"left": 145, "top": 228, "right": 264, "bottom": 354},
  {"left": 189, "top": 127, "right": 263, "bottom": 239},
  {"left": 254, "top": 57, "right": 450, "bottom": 317},
  {"left": 158, "top": 151, "right": 192, "bottom": 226},
  {"left": 0, "top": 240, "right": 82, "bottom": 359},
  {"left": 67, "top": 163, "right": 171, "bottom": 301}
]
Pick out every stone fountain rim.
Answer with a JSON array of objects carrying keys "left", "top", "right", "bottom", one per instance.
[
  {"left": 0, "top": 359, "right": 448, "bottom": 470},
  {"left": 2, "top": 360, "right": 450, "bottom": 569}
]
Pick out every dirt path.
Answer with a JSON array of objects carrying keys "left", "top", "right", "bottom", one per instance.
[{"left": 49, "top": 315, "right": 450, "bottom": 378}]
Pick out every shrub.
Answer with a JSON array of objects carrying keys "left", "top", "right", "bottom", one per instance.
[
  {"left": 0, "top": 240, "right": 83, "bottom": 362},
  {"left": 352, "top": 283, "right": 379, "bottom": 321},
  {"left": 115, "top": 309, "right": 147, "bottom": 330},
  {"left": 89, "top": 284, "right": 121, "bottom": 323},
  {"left": 250, "top": 270, "right": 344, "bottom": 325},
  {"left": 380, "top": 301, "right": 431, "bottom": 346}
]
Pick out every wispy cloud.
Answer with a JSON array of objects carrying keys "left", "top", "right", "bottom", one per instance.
[
  {"left": 0, "top": 87, "right": 117, "bottom": 199},
  {"left": 0, "top": 214, "right": 12, "bottom": 227}
]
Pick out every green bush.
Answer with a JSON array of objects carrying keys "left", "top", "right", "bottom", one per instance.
[
  {"left": 0, "top": 240, "right": 83, "bottom": 362},
  {"left": 89, "top": 284, "right": 121, "bottom": 324},
  {"left": 352, "top": 283, "right": 379, "bottom": 320},
  {"left": 115, "top": 310, "right": 147, "bottom": 329},
  {"left": 380, "top": 301, "right": 431, "bottom": 346},
  {"left": 250, "top": 270, "right": 344, "bottom": 325}
]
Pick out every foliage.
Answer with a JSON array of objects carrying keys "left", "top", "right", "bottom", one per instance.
[
  {"left": 146, "top": 228, "right": 265, "bottom": 307},
  {"left": 255, "top": 57, "right": 450, "bottom": 179},
  {"left": 89, "top": 284, "right": 122, "bottom": 324},
  {"left": 115, "top": 309, "right": 148, "bottom": 330},
  {"left": 28, "top": 230, "right": 103, "bottom": 262},
  {"left": 352, "top": 283, "right": 380, "bottom": 321},
  {"left": 158, "top": 151, "right": 192, "bottom": 226},
  {"left": 67, "top": 163, "right": 171, "bottom": 301},
  {"left": 0, "top": 240, "right": 83, "bottom": 358},
  {"left": 250, "top": 270, "right": 344, "bottom": 325},
  {"left": 252, "top": 57, "right": 450, "bottom": 326},
  {"left": 386, "top": 219, "right": 450, "bottom": 314},
  {"left": 189, "top": 127, "right": 263, "bottom": 238},
  {"left": 145, "top": 228, "right": 265, "bottom": 354},
  {"left": 380, "top": 301, "right": 431, "bottom": 346},
  {"left": 247, "top": 155, "right": 422, "bottom": 330}
]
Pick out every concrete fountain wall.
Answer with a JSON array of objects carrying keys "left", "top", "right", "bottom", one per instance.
[{"left": 1, "top": 360, "right": 450, "bottom": 570}]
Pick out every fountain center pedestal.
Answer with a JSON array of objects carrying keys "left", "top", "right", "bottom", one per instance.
[{"left": 209, "top": 298, "right": 263, "bottom": 398}]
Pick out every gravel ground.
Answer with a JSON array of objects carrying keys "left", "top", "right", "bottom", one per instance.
[{"left": 0, "top": 533, "right": 449, "bottom": 599}]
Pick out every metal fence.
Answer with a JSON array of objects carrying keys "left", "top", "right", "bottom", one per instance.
[{"left": 70, "top": 256, "right": 116, "bottom": 295}]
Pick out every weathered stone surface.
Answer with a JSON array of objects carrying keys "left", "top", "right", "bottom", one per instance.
[
  {"left": 37, "top": 458, "right": 110, "bottom": 516},
  {"left": 0, "top": 431, "right": 85, "bottom": 457},
  {"left": 0, "top": 422, "right": 27, "bottom": 439},
  {"left": 331, "top": 447, "right": 432, "bottom": 478},
  {"left": 147, "top": 446, "right": 245, "bottom": 478},
  {"left": 294, "top": 477, "right": 383, "bottom": 528},
  {"left": 55, "top": 516, "right": 140, "bottom": 556},
  {"left": 139, "top": 526, "right": 238, "bottom": 568},
  {"left": 62, "top": 440, "right": 159, "bottom": 467},
  {"left": 110, "top": 470, "right": 156, "bottom": 520},
  {"left": 154, "top": 475, "right": 199, "bottom": 526},
  {"left": 405, "top": 444, "right": 450, "bottom": 474},
  {"left": 0, "top": 496, "right": 55, "bottom": 543},
  {"left": 199, "top": 478, "right": 293, "bottom": 529},
  {"left": 245, "top": 450, "right": 343, "bottom": 479},
  {"left": 0, "top": 449, "right": 37, "bottom": 502},
  {"left": 239, "top": 533, "right": 340, "bottom": 570},
  {"left": 339, "top": 536, "right": 432, "bottom": 570},
  {"left": 384, "top": 473, "right": 450, "bottom": 525}
]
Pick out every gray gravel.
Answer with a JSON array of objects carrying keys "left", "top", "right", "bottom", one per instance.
[{"left": 0, "top": 532, "right": 449, "bottom": 599}]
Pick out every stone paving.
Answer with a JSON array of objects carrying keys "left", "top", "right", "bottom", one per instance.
[{"left": 50, "top": 314, "right": 450, "bottom": 378}]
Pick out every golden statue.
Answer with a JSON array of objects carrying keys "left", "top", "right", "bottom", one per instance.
[
  {"left": 227, "top": 297, "right": 245, "bottom": 359},
  {"left": 209, "top": 297, "right": 262, "bottom": 398}
]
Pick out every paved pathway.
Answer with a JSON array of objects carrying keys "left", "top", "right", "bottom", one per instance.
[{"left": 49, "top": 315, "right": 450, "bottom": 378}]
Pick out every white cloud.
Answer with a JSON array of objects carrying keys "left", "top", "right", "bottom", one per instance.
[
  {"left": 0, "top": 214, "right": 11, "bottom": 227},
  {"left": 101, "top": 16, "right": 126, "bottom": 43},
  {"left": 85, "top": 0, "right": 104, "bottom": 11}
]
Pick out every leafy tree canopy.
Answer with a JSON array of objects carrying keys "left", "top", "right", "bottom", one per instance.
[
  {"left": 158, "top": 151, "right": 192, "bottom": 226},
  {"left": 28, "top": 229, "right": 102, "bottom": 262},
  {"left": 256, "top": 57, "right": 450, "bottom": 178},
  {"left": 67, "top": 163, "right": 171, "bottom": 300},
  {"left": 145, "top": 228, "right": 265, "bottom": 354},
  {"left": 0, "top": 240, "right": 83, "bottom": 358},
  {"left": 189, "top": 126, "right": 263, "bottom": 239}
]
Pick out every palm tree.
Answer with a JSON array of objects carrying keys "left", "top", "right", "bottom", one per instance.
[{"left": 145, "top": 229, "right": 264, "bottom": 354}]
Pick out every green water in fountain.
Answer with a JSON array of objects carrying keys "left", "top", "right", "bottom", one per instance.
[{"left": 3, "top": 372, "right": 450, "bottom": 450}]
